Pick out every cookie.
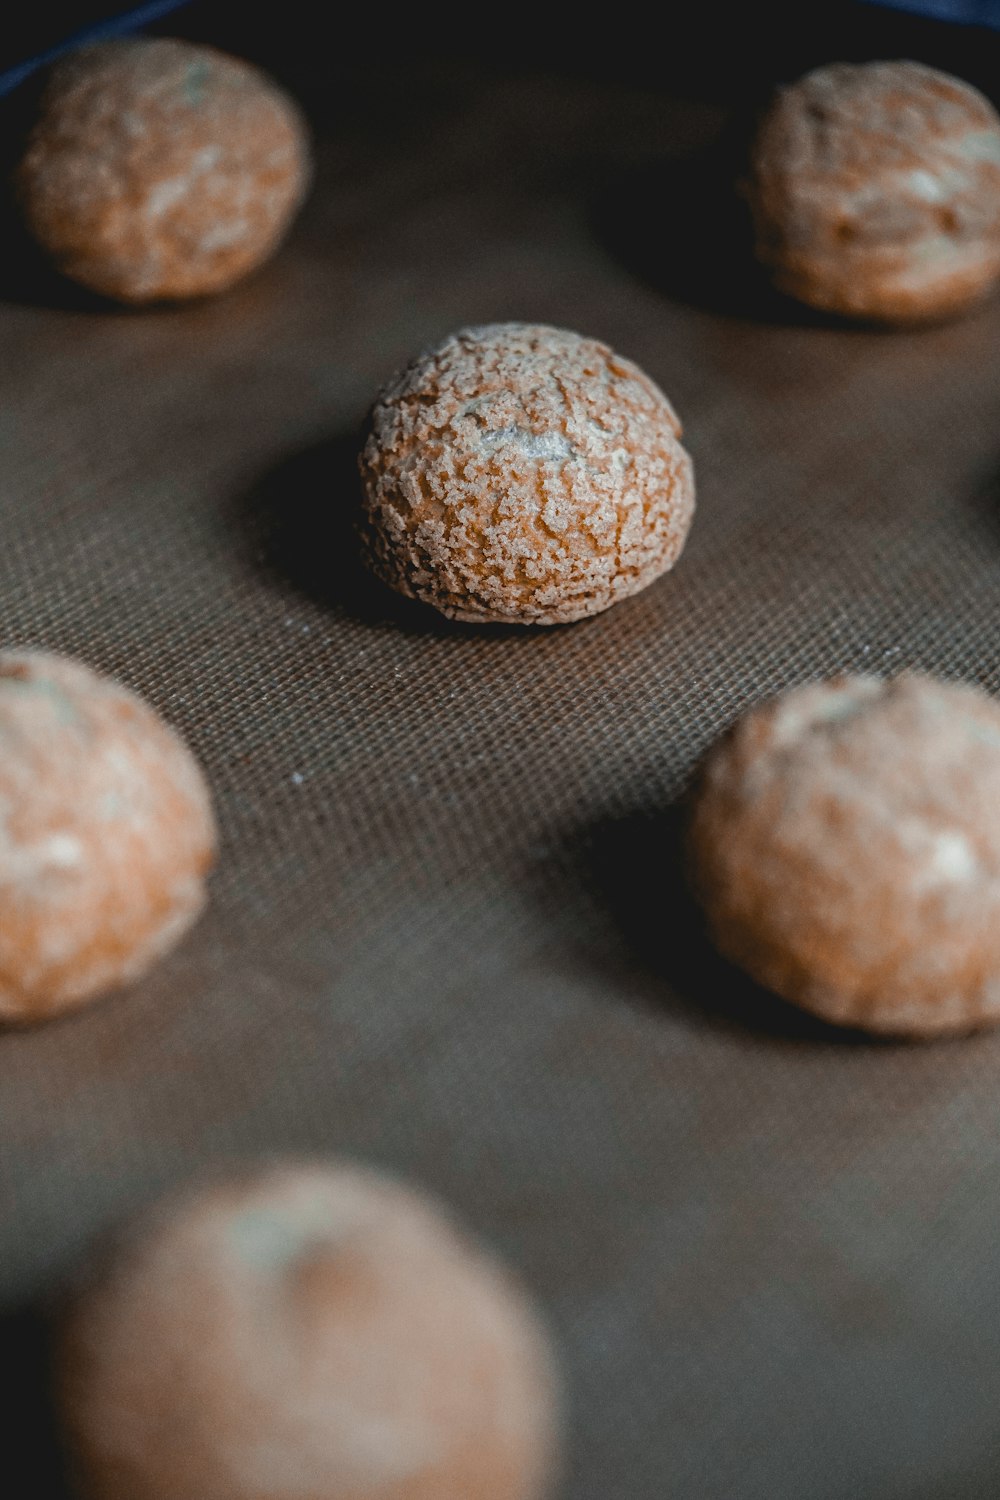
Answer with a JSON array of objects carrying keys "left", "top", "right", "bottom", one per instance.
[
  {"left": 0, "top": 650, "right": 215, "bottom": 1021},
  {"left": 17, "top": 38, "right": 310, "bottom": 302},
  {"left": 359, "top": 322, "right": 695, "bottom": 624},
  {"left": 747, "top": 61, "right": 1000, "bottom": 323},
  {"left": 58, "top": 1161, "right": 562, "bottom": 1500},
  {"left": 689, "top": 674, "right": 1000, "bottom": 1036}
]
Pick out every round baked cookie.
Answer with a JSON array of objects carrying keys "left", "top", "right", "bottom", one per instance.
[
  {"left": 747, "top": 60, "right": 1000, "bottom": 323},
  {"left": 0, "top": 650, "right": 216, "bottom": 1022},
  {"left": 17, "top": 38, "right": 310, "bottom": 303},
  {"left": 358, "top": 322, "right": 695, "bottom": 625},
  {"left": 58, "top": 1160, "right": 562, "bottom": 1500},
  {"left": 688, "top": 674, "right": 1000, "bottom": 1037}
]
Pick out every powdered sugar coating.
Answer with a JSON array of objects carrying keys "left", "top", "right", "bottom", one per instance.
[
  {"left": 359, "top": 323, "right": 695, "bottom": 625},
  {"left": 0, "top": 651, "right": 216, "bottom": 1021},
  {"left": 59, "top": 1160, "right": 562, "bottom": 1500},
  {"left": 748, "top": 60, "right": 1000, "bottom": 323},
  {"left": 18, "top": 38, "right": 310, "bottom": 303},
  {"left": 689, "top": 675, "right": 1000, "bottom": 1037}
]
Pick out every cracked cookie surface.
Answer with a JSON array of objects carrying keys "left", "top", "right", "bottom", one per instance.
[
  {"left": 689, "top": 674, "right": 1000, "bottom": 1036},
  {"left": 359, "top": 323, "right": 695, "bottom": 625},
  {"left": 0, "top": 650, "right": 216, "bottom": 1021},
  {"left": 748, "top": 60, "right": 1000, "bottom": 323},
  {"left": 18, "top": 38, "right": 310, "bottom": 303}
]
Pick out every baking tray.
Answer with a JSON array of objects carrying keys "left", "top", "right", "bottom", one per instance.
[{"left": 3, "top": 25, "right": 1000, "bottom": 1500}]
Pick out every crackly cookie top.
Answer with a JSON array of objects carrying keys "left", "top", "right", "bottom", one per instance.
[
  {"left": 0, "top": 650, "right": 216, "bottom": 1020},
  {"left": 359, "top": 323, "right": 695, "bottom": 625},
  {"left": 689, "top": 674, "right": 1000, "bottom": 1036},
  {"left": 748, "top": 60, "right": 1000, "bottom": 321},
  {"left": 18, "top": 38, "right": 310, "bottom": 302}
]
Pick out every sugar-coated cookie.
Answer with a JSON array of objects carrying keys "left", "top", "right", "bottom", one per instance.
[
  {"left": 18, "top": 38, "right": 310, "bottom": 302},
  {"left": 359, "top": 323, "right": 695, "bottom": 624},
  {"left": 0, "top": 650, "right": 215, "bottom": 1022},
  {"left": 58, "top": 1161, "right": 562, "bottom": 1500},
  {"left": 747, "top": 61, "right": 1000, "bottom": 323},
  {"left": 689, "top": 675, "right": 1000, "bottom": 1036}
]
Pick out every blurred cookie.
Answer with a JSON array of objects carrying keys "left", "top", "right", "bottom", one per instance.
[
  {"left": 17, "top": 38, "right": 310, "bottom": 302},
  {"left": 59, "top": 1160, "right": 562, "bottom": 1500},
  {"left": 359, "top": 322, "right": 695, "bottom": 625},
  {"left": 688, "top": 674, "right": 1000, "bottom": 1036},
  {"left": 0, "top": 650, "right": 215, "bottom": 1022},
  {"left": 747, "top": 60, "right": 1000, "bottom": 323}
]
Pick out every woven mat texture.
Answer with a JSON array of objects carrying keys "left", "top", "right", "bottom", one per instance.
[{"left": 3, "top": 39, "right": 1000, "bottom": 1500}]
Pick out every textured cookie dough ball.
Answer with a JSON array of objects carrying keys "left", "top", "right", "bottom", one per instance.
[
  {"left": 0, "top": 650, "right": 216, "bottom": 1022},
  {"left": 688, "top": 675, "right": 1000, "bottom": 1037},
  {"left": 747, "top": 60, "right": 1000, "bottom": 323},
  {"left": 359, "top": 323, "right": 695, "bottom": 625},
  {"left": 17, "top": 38, "right": 310, "bottom": 303},
  {"left": 58, "top": 1161, "right": 562, "bottom": 1500}
]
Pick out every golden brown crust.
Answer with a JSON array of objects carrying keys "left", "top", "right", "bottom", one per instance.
[
  {"left": 747, "top": 61, "right": 1000, "bottom": 323},
  {"left": 0, "top": 650, "right": 216, "bottom": 1021},
  {"left": 17, "top": 38, "right": 311, "bottom": 303},
  {"left": 358, "top": 323, "right": 695, "bottom": 625},
  {"left": 688, "top": 675, "right": 1000, "bottom": 1037},
  {"left": 58, "top": 1160, "right": 562, "bottom": 1500}
]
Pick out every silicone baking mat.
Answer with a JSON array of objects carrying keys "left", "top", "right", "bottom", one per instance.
[{"left": 4, "top": 24, "right": 1000, "bottom": 1500}]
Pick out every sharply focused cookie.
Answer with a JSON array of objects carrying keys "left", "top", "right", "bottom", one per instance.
[
  {"left": 359, "top": 322, "right": 695, "bottom": 625},
  {"left": 58, "top": 1160, "right": 562, "bottom": 1500},
  {"left": 688, "top": 674, "right": 1000, "bottom": 1036},
  {"left": 747, "top": 60, "right": 1000, "bottom": 323},
  {"left": 0, "top": 650, "right": 216, "bottom": 1022},
  {"left": 17, "top": 38, "right": 310, "bottom": 302}
]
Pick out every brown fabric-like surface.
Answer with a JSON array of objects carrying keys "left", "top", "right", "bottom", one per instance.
[{"left": 3, "top": 52, "right": 1000, "bottom": 1500}]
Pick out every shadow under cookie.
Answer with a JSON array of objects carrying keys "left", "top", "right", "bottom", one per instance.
[
  {"left": 568, "top": 803, "right": 903, "bottom": 1045},
  {"left": 237, "top": 432, "right": 588, "bottom": 640},
  {"left": 0, "top": 1303, "right": 72, "bottom": 1498},
  {"left": 589, "top": 134, "right": 860, "bottom": 331}
]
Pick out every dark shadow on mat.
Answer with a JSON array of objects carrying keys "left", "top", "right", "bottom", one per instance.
[
  {"left": 0, "top": 1304, "right": 72, "bottom": 1497},
  {"left": 567, "top": 802, "right": 903, "bottom": 1045},
  {"left": 240, "top": 430, "right": 373, "bottom": 610},
  {"left": 589, "top": 116, "right": 860, "bottom": 331},
  {"left": 968, "top": 468, "right": 1000, "bottom": 547},
  {"left": 0, "top": 200, "right": 118, "bottom": 314},
  {"left": 237, "top": 433, "right": 538, "bottom": 641}
]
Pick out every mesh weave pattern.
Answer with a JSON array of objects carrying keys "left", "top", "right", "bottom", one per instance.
[{"left": 3, "top": 62, "right": 1000, "bottom": 1500}]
